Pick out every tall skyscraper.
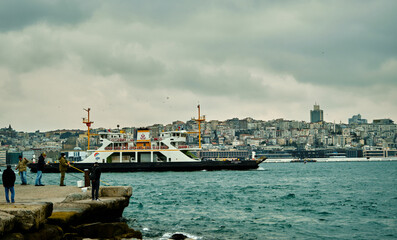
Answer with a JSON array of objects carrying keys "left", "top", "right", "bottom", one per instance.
[{"left": 310, "top": 103, "right": 323, "bottom": 123}]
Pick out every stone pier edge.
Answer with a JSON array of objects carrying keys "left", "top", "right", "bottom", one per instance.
[{"left": 0, "top": 186, "right": 142, "bottom": 239}]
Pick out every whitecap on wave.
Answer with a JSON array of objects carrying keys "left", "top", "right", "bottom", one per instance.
[
  {"left": 160, "top": 231, "right": 202, "bottom": 240},
  {"left": 257, "top": 167, "right": 265, "bottom": 171}
]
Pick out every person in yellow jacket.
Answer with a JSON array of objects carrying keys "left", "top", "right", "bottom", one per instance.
[
  {"left": 15, "top": 156, "right": 29, "bottom": 185},
  {"left": 59, "top": 153, "right": 69, "bottom": 186}
]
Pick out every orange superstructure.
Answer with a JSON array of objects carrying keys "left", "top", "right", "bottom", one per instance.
[{"left": 136, "top": 129, "right": 151, "bottom": 148}]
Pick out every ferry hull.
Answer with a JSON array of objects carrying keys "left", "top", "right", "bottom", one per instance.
[{"left": 28, "top": 160, "right": 263, "bottom": 173}]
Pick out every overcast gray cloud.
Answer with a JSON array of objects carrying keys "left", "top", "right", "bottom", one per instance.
[
  {"left": 0, "top": 0, "right": 396, "bottom": 132},
  {"left": 0, "top": 0, "right": 95, "bottom": 31}
]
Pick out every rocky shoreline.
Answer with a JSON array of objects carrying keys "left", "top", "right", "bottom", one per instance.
[{"left": 0, "top": 186, "right": 142, "bottom": 239}]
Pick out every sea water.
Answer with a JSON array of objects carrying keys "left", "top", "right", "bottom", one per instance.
[{"left": 28, "top": 162, "right": 397, "bottom": 239}]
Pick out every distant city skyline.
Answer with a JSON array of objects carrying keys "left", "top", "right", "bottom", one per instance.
[
  {"left": 2, "top": 111, "right": 396, "bottom": 155},
  {"left": 0, "top": 1, "right": 396, "bottom": 132},
  {"left": 1, "top": 111, "right": 394, "bottom": 133}
]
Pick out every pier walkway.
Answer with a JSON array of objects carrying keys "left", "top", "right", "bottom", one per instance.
[
  {"left": 0, "top": 185, "right": 83, "bottom": 203},
  {"left": 0, "top": 184, "right": 140, "bottom": 239}
]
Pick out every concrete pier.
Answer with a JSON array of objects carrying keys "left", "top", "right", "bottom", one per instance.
[{"left": 0, "top": 185, "right": 141, "bottom": 239}]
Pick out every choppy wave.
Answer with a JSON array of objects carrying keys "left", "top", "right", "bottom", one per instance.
[
  {"left": 160, "top": 232, "right": 202, "bottom": 240},
  {"left": 36, "top": 161, "right": 397, "bottom": 240}
]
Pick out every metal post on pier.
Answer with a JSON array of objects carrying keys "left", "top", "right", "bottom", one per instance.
[{"left": 84, "top": 169, "right": 90, "bottom": 187}]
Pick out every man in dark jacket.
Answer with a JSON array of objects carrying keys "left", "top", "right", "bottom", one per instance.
[
  {"left": 90, "top": 162, "right": 101, "bottom": 201},
  {"left": 2, "top": 165, "right": 16, "bottom": 203},
  {"left": 35, "top": 153, "right": 46, "bottom": 186}
]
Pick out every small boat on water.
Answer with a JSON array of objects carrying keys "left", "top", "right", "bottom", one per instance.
[
  {"left": 28, "top": 128, "right": 265, "bottom": 172},
  {"left": 290, "top": 158, "right": 317, "bottom": 163}
]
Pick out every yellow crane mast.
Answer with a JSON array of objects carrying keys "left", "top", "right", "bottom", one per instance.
[
  {"left": 82, "top": 108, "right": 94, "bottom": 150},
  {"left": 192, "top": 104, "right": 205, "bottom": 148}
]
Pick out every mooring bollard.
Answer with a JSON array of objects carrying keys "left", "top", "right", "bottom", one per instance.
[{"left": 84, "top": 169, "right": 90, "bottom": 187}]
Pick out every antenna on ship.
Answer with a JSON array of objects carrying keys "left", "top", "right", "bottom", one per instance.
[
  {"left": 83, "top": 108, "right": 94, "bottom": 150},
  {"left": 192, "top": 104, "right": 205, "bottom": 148}
]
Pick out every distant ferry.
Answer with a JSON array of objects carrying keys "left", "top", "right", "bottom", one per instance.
[
  {"left": 290, "top": 158, "right": 317, "bottom": 163},
  {"left": 29, "top": 129, "right": 265, "bottom": 173}
]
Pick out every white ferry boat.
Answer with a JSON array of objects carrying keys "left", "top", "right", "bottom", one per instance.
[
  {"left": 29, "top": 128, "right": 265, "bottom": 173},
  {"left": 28, "top": 105, "right": 265, "bottom": 172},
  {"left": 84, "top": 128, "right": 201, "bottom": 164}
]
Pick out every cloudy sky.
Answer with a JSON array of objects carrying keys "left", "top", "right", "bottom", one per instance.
[{"left": 0, "top": 0, "right": 396, "bottom": 132}]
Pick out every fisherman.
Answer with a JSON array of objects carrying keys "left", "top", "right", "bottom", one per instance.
[
  {"left": 59, "top": 153, "right": 69, "bottom": 186},
  {"left": 90, "top": 162, "right": 101, "bottom": 201},
  {"left": 35, "top": 153, "right": 46, "bottom": 186},
  {"left": 15, "top": 156, "right": 29, "bottom": 185},
  {"left": 2, "top": 165, "right": 16, "bottom": 203}
]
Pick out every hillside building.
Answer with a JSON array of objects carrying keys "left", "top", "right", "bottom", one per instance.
[{"left": 310, "top": 104, "right": 324, "bottom": 123}]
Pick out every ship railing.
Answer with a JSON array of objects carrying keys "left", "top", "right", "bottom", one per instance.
[
  {"left": 104, "top": 146, "right": 170, "bottom": 150},
  {"left": 150, "top": 146, "right": 170, "bottom": 150},
  {"left": 177, "top": 145, "right": 198, "bottom": 149},
  {"left": 105, "top": 146, "right": 130, "bottom": 150},
  {"left": 108, "top": 138, "right": 134, "bottom": 142}
]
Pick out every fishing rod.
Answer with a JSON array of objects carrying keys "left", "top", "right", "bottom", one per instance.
[
  {"left": 68, "top": 164, "right": 84, "bottom": 173},
  {"left": 28, "top": 163, "right": 81, "bottom": 184},
  {"left": 26, "top": 174, "right": 35, "bottom": 180},
  {"left": 47, "top": 164, "right": 87, "bottom": 184},
  {"left": 66, "top": 164, "right": 92, "bottom": 181},
  {"left": 66, "top": 171, "right": 84, "bottom": 181},
  {"left": 28, "top": 163, "right": 85, "bottom": 184},
  {"left": 31, "top": 162, "right": 111, "bottom": 186},
  {"left": 68, "top": 163, "right": 111, "bottom": 186}
]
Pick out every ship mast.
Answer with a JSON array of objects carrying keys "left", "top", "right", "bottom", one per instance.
[
  {"left": 82, "top": 108, "right": 94, "bottom": 150},
  {"left": 193, "top": 104, "right": 205, "bottom": 148}
]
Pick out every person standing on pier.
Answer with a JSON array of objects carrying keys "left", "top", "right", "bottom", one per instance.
[
  {"left": 90, "top": 162, "right": 101, "bottom": 201},
  {"left": 15, "top": 156, "right": 29, "bottom": 185},
  {"left": 59, "top": 153, "right": 69, "bottom": 186},
  {"left": 35, "top": 153, "right": 46, "bottom": 186},
  {"left": 2, "top": 165, "right": 16, "bottom": 203}
]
